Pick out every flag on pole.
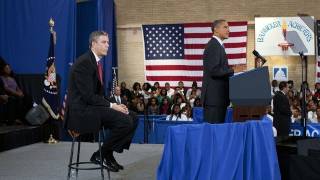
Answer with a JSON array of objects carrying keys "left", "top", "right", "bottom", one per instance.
[
  {"left": 42, "top": 25, "right": 60, "bottom": 120},
  {"left": 142, "top": 21, "right": 248, "bottom": 87},
  {"left": 111, "top": 67, "right": 118, "bottom": 96}
]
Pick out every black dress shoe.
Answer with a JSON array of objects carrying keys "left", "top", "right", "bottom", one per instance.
[
  {"left": 90, "top": 152, "right": 119, "bottom": 172},
  {"left": 108, "top": 153, "right": 124, "bottom": 170}
]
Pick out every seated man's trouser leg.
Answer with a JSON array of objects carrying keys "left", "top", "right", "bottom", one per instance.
[{"left": 100, "top": 108, "right": 138, "bottom": 154}]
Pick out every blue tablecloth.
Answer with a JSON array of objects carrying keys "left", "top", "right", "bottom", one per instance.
[{"left": 157, "top": 120, "right": 281, "bottom": 180}]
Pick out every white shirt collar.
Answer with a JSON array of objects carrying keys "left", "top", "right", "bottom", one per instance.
[
  {"left": 212, "top": 35, "right": 224, "bottom": 46},
  {"left": 92, "top": 51, "right": 101, "bottom": 63}
]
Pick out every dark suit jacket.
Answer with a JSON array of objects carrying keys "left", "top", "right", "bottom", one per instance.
[
  {"left": 110, "top": 96, "right": 127, "bottom": 106},
  {"left": 273, "top": 91, "right": 292, "bottom": 136},
  {"left": 201, "top": 37, "right": 233, "bottom": 107},
  {"left": 64, "top": 51, "right": 111, "bottom": 134}
]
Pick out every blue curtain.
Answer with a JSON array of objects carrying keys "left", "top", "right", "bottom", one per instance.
[
  {"left": 0, "top": 0, "right": 76, "bottom": 98},
  {"left": 77, "top": 0, "right": 117, "bottom": 96}
]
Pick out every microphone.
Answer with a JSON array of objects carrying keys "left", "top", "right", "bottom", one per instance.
[
  {"left": 299, "top": 51, "right": 304, "bottom": 58},
  {"left": 252, "top": 50, "right": 267, "bottom": 65}
]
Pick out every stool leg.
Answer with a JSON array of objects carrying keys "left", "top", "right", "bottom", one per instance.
[
  {"left": 98, "top": 132, "right": 105, "bottom": 180},
  {"left": 76, "top": 138, "right": 81, "bottom": 179},
  {"left": 101, "top": 128, "right": 110, "bottom": 180},
  {"left": 67, "top": 137, "right": 76, "bottom": 180}
]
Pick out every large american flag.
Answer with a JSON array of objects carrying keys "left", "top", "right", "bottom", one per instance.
[{"left": 142, "top": 21, "right": 248, "bottom": 87}]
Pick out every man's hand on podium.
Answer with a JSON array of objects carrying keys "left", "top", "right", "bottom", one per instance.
[
  {"left": 112, "top": 103, "right": 129, "bottom": 114},
  {"left": 232, "top": 64, "right": 246, "bottom": 74}
]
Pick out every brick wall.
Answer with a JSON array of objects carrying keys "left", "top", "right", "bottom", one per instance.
[{"left": 115, "top": 0, "right": 319, "bottom": 89}]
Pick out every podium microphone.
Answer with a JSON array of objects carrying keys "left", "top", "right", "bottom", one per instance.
[{"left": 252, "top": 50, "right": 267, "bottom": 66}]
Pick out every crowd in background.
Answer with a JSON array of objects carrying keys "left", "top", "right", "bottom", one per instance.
[
  {"left": 0, "top": 57, "right": 32, "bottom": 126},
  {"left": 115, "top": 81, "right": 202, "bottom": 121},
  {"left": 3, "top": 51, "right": 320, "bottom": 126},
  {"left": 270, "top": 79, "right": 320, "bottom": 124}
]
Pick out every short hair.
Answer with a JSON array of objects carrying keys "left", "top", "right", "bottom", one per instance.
[
  {"left": 211, "top": 19, "right": 226, "bottom": 33},
  {"left": 279, "top": 81, "right": 288, "bottom": 90},
  {"left": 89, "top": 31, "right": 108, "bottom": 48}
]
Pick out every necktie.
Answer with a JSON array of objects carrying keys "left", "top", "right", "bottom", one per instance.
[{"left": 97, "top": 61, "right": 103, "bottom": 84}]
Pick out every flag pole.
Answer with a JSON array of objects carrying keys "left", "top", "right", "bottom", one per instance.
[{"left": 47, "top": 17, "right": 58, "bottom": 144}]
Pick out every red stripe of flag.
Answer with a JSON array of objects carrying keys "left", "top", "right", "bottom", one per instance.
[
  {"left": 184, "top": 42, "right": 247, "bottom": 49},
  {"left": 317, "top": 72, "right": 320, "bottom": 77},
  {"left": 184, "top": 22, "right": 247, "bottom": 27},
  {"left": 227, "top": 53, "right": 246, "bottom": 59},
  {"left": 146, "top": 65, "right": 203, "bottom": 71},
  {"left": 185, "top": 53, "right": 247, "bottom": 60},
  {"left": 184, "top": 31, "right": 247, "bottom": 38},
  {"left": 184, "top": 23, "right": 212, "bottom": 27},
  {"left": 228, "top": 21, "right": 248, "bottom": 26},
  {"left": 185, "top": 55, "right": 203, "bottom": 60},
  {"left": 224, "top": 42, "right": 247, "bottom": 48},
  {"left": 146, "top": 76, "right": 203, "bottom": 81}
]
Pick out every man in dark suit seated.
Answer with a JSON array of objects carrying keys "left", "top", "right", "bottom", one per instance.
[
  {"left": 110, "top": 86, "right": 127, "bottom": 107},
  {"left": 273, "top": 81, "right": 292, "bottom": 142},
  {"left": 65, "top": 31, "right": 138, "bottom": 172},
  {"left": 201, "top": 19, "right": 234, "bottom": 123}
]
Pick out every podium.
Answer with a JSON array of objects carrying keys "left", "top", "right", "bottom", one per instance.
[{"left": 229, "top": 67, "right": 272, "bottom": 122}]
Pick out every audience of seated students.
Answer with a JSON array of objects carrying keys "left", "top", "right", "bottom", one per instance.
[
  {"left": 159, "top": 97, "right": 171, "bottom": 115},
  {"left": 188, "top": 89, "right": 199, "bottom": 108},
  {"left": 269, "top": 79, "right": 320, "bottom": 125},
  {"left": 120, "top": 81, "right": 132, "bottom": 102},
  {"left": 149, "top": 86, "right": 158, "bottom": 98},
  {"left": 136, "top": 95, "right": 145, "bottom": 114},
  {"left": 0, "top": 61, "right": 32, "bottom": 125},
  {"left": 147, "top": 97, "right": 159, "bottom": 115},
  {"left": 313, "top": 82, "right": 320, "bottom": 104},
  {"left": 141, "top": 82, "right": 151, "bottom": 102},
  {"left": 157, "top": 88, "right": 168, "bottom": 105},
  {"left": 186, "top": 81, "right": 201, "bottom": 99},
  {"left": 172, "top": 93, "right": 186, "bottom": 110},
  {"left": 181, "top": 103, "right": 193, "bottom": 121},
  {"left": 291, "top": 107, "right": 301, "bottom": 123},
  {"left": 193, "top": 97, "right": 202, "bottom": 107},
  {"left": 153, "top": 81, "right": 161, "bottom": 95},
  {"left": 316, "top": 107, "right": 320, "bottom": 123},
  {"left": 177, "top": 81, "right": 186, "bottom": 96},
  {"left": 166, "top": 104, "right": 185, "bottom": 121},
  {"left": 287, "top": 80, "right": 297, "bottom": 96},
  {"left": 164, "top": 82, "right": 175, "bottom": 98},
  {"left": 307, "top": 100, "right": 317, "bottom": 123},
  {"left": 132, "top": 82, "right": 142, "bottom": 97}
]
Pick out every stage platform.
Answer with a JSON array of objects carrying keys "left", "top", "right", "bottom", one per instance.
[
  {"left": 0, "top": 125, "right": 43, "bottom": 152},
  {"left": 0, "top": 142, "right": 163, "bottom": 180}
]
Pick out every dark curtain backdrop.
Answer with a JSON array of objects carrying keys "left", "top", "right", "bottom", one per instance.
[
  {"left": 0, "top": 0, "right": 117, "bottom": 101},
  {"left": 77, "top": 0, "right": 117, "bottom": 96},
  {"left": 0, "top": 0, "right": 76, "bottom": 99}
]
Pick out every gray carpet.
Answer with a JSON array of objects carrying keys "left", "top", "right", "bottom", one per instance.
[{"left": 0, "top": 142, "right": 163, "bottom": 180}]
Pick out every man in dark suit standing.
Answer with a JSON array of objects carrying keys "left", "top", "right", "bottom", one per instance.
[
  {"left": 110, "top": 86, "right": 127, "bottom": 107},
  {"left": 201, "top": 20, "right": 234, "bottom": 123},
  {"left": 65, "top": 31, "right": 138, "bottom": 172},
  {"left": 273, "top": 81, "right": 292, "bottom": 142}
]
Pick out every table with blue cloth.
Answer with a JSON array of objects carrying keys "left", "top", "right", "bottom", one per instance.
[{"left": 157, "top": 120, "right": 281, "bottom": 180}]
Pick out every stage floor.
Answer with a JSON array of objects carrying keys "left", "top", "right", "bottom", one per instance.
[{"left": 0, "top": 142, "right": 163, "bottom": 180}]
